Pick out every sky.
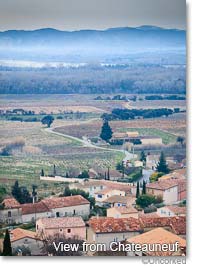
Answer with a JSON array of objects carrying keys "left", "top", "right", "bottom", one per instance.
[{"left": 0, "top": 0, "right": 186, "bottom": 31}]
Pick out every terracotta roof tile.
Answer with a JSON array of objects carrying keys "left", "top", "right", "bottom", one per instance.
[
  {"left": 127, "top": 227, "right": 186, "bottom": 256},
  {"left": 103, "top": 195, "right": 134, "bottom": 204},
  {"left": 138, "top": 212, "right": 159, "bottom": 218},
  {"left": 88, "top": 217, "right": 141, "bottom": 233},
  {"left": 1, "top": 198, "right": 21, "bottom": 209},
  {"left": 112, "top": 207, "right": 138, "bottom": 214},
  {"left": 10, "top": 228, "right": 39, "bottom": 242},
  {"left": 42, "top": 195, "right": 90, "bottom": 209},
  {"left": 37, "top": 216, "right": 85, "bottom": 228},
  {"left": 21, "top": 201, "right": 50, "bottom": 215},
  {"left": 147, "top": 179, "right": 179, "bottom": 190},
  {"left": 140, "top": 216, "right": 186, "bottom": 235},
  {"left": 164, "top": 206, "right": 186, "bottom": 215}
]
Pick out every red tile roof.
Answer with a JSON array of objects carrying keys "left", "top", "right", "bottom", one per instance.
[
  {"left": 21, "top": 201, "right": 50, "bottom": 215},
  {"left": 112, "top": 207, "right": 138, "bottom": 214},
  {"left": 1, "top": 198, "right": 21, "bottom": 209},
  {"left": 127, "top": 227, "right": 186, "bottom": 256},
  {"left": 147, "top": 179, "right": 179, "bottom": 190},
  {"left": 103, "top": 195, "right": 134, "bottom": 204},
  {"left": 88, "top": 217, "right": 141, "bottom": 233},
  {"left": 164, "top": 206, "right": 186, "bottom": 215},
  {"left": 10, "top": 228, "right": 40, "bottom": 242},
  {"left": 37, "top": 216, "right": 85, "bottom": 228},
  {"left": 140, "top": 216, "right": 186, "bottom": 235},
  {"left": 42, "top": 195, "right": 90, "bottom": 209},
  {"left": 138, "top": 212, "right": 159, "bottom": 218}
]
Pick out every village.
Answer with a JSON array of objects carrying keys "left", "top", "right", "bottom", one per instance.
[{"left": 0, "top": 150, "right": 186, "bottom": 256}]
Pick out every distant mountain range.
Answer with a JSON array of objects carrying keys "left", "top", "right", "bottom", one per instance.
[{"left": 0, "top": 26, "right": 186, "bottom": 61}]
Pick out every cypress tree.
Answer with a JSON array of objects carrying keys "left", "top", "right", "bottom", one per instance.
[
  {"left": 11, "top": 181, "right": 21, "bottom": 202},
  {"left": 53, "top": 164, "right": 56, "bottom": 176},
  {"left": 41, "top": 169, "right": 44, "bottom": 176},
  {"left": 100, "top": 120, "right": 113, "bottom": 142},
  {"left": 140, "top": 151, "right": 146, "bottom": 163},
  {"left": 136, "top": 182, "right": 140, "bottom": 198},
  {"left": 2, "top": 229, "right": 12, "bottom": 256},
  {"left": 156, "top": 152, "right": 169, "bottom": 174},
  {"left": 142, "top": 180, "right": 146, "bottom": 195},
  {"left": 107, "top": 167, "right": 110, "bottom": 180}
]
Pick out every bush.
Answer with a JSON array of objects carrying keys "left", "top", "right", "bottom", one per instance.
[{"left": 144, "top": 206, "right": 157, "bottom": 214}]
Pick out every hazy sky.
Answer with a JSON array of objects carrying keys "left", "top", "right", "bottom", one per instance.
[{"left": 0, "top": 0, "right": 186, "bottom": 31}]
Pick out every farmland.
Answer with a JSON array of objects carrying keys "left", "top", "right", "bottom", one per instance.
[{"left": 0, "top": 94, "right": 186, "bottom": 196}]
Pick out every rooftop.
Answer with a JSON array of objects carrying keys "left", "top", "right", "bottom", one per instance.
[
  {"left": 10, "top": 228, "right": 39, "bottom": 242},
  {"left": 88, "top": 217, "right": 141, "bottom": 233},
  {"left": 1, "top": 198, "right": 21, "bottom": 209},
  {"left": 37, "top": 216, "right": 85, "bottom": 229},
  {"left": 109, "top": 206, "right": 138, "bottom": 214},
  {"left": 140, "top": 216, "right": 186, "bottom": 235},
  {"left": 147, "top": 179, "right": 179, "bottom": 190},
  {"left": 42, "top": 195, "right": 90, "bottom": 209},
  {"left": 127, "top": 227, "right": 186, "bottom": 256},
  {"left": 21, "top": 201, "right": 50, "bottom": 215},
  {"left": 163, "top": 206, "right": 186, "bottom": 215},
  {"left": 103, "top": 195, "right": 135, "bottom": 204}
]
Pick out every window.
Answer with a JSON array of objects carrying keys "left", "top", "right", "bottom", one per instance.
[
  {"left": 60, "top": 229, "right": 63, "bottom": 232},
  {"left": 97, "top": 194, "right": 102, "bottom": 198},
  {"left": 67, "top": 229, "right": 71, "bottom": 233},
  {"left": 56, "top": 212, "right": 60, "bottom": 217},
  {"left": 8, "top": 211, "right": 11, "bottom": 218},
  {"left": 73, "top": 209, "right": 76, "bottom": 215}
]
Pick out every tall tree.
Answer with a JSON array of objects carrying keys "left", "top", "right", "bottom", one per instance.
[
  {"left": 136, "top": 182, "right": 140, "bottom": 198},
  {"left": 140, "top": 151, "right": 146, "bottom": 163},
  {"left": 11, "top": 181, "right": 21, "bottom": 201},
  {"left": 53, "top": 164, "right": 57, "bottom": 176},
  {"left": 156, "top": 152, "right": 169, "bottom": 174},
  {"left": 177, "top": 136, "right": 185, "bottom": 147},
  {"left": 142, "top": 180, "right": 146, "bottom": 195},
  {"left": 2, "top": 229, "right": 12, "bottom": 256},
  {"left": 100, "top": 120, "right": 113, "bottom": 142},
  {"left": 41, "top": 115, "right": 54, "bottom": 128},
  {"left": 107, "top": 167, "right": 110, "bottom": 180},
  {"left": 41, "top": 169, "right": 44, "bottom": 176}
]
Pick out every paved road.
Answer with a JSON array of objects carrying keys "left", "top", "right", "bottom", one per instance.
[{"left": 44, "top": 127, "right": 137, "bottom": 162}]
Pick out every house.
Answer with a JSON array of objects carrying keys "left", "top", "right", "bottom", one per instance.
[
  {"left": 87, "top": 217, "right": 141, "bottom": 250},
  {"left": 157, "top": 206, "right": 186, "bottom": 217},
  {"left": 138, "top": 136, "right": 163, "bottom": 145},
  {"left": 103, "top": 195, "right": 135, "bottom": 208},
  {"left": 88, "top": 168, "right": 122, "bottom": 180},
  {"left": 21, "top": 202, "right": 51, "bottom": 223},
  {"left": 126, "top": 227, "right": 186, "bottom": 256},
  {"left": 41, "top": 195, "right": 90, "bottom": 219},
  {"left": 146, "top": 155, "right": 160, "bottom": 170},
  {"left": 0, "top": 195, "right": 90, "bottom": 225},
  {"left": 70, "top": 180, "right": 133, "bottom": 198},
  {"left": 10, "top": 228, "right": 44, "bottom": 256},
  {"left": 159, "top": 168, "right": 186, "bottom": 181},
  {"left": 0, "top": 197, "right": 22, "bottom": 224},
  {"left": 94, "top": 189, "right": 125, "bottom": 205},
  {"left": 36, "top": 217, "right": 86, "bottom": 240},
  {"left": 107, "top": 206, "right": 139, "bottom": 219},
  {"left": 139, "top": 216, "right": 186, "bottom": 237},
  {"left": 146, "top": 179, "right": 179, "bottom": 204},
  {"left": 111, "top": 131, "right": 139, "bottom": 143}
]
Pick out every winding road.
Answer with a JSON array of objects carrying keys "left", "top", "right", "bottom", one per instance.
[{"left": 44, "top": 127, "right": 137, "bottom": 163}]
